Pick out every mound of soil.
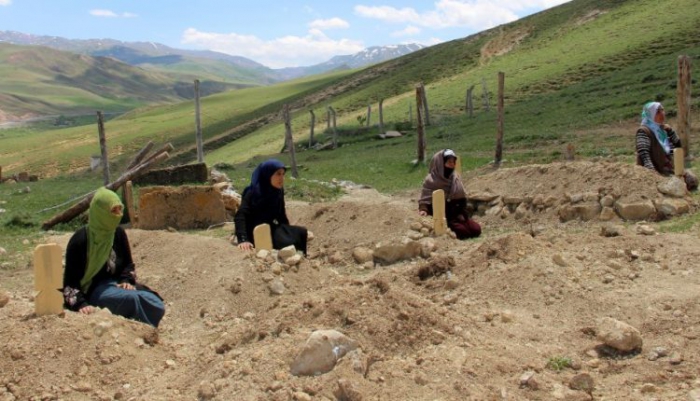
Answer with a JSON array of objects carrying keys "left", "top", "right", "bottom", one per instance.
[{"left": 2, "top": 161, "right": 700, "bottom": 400}]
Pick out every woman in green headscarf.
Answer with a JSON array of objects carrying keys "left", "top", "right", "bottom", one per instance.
[{"left": 63, "top": 187, "right": 165, "bottom": 327}]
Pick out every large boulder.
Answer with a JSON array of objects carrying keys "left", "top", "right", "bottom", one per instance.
[
  {"left": 596, "top": 317, "right": 643, "bottom": 352},
  {"left": 614, "top": 200, "right": 655, "bottom": 221},
  {"left": 290, "top": 330, "right": 358, "bottom": 376}
]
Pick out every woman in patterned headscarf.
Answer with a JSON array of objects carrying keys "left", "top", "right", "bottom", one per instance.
[
  {"left": 63, "top": 187, "right": 165, "bottom": 327},
  {"left": 636, "top": 101, "right": 697, "bottom": 190},
  {"left": 234, "top": 159, "right": 308, "bottom": 254},
  {"left": 418, "top": 149, "right": 481, "bottom": 239}
]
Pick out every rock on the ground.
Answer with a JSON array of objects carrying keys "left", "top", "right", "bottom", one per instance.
[
  {"left": 0, "top": 292, "right": 9, "bottom": 308},
  {"left": 278, "top": 245, "right": 297, "bottom": 259},
  {"left": 614, "top": 200, "right": 655, "bottom": 221},
  {"left": 569, "top": 373, "right": 594, "bottom": 393},
  {"left": 352, "top": 247, "right": 374, "bottom": 264},
  {"left": 657, "top": 176, "right": 687, "bottom": 198},
  {"left": 290, "top": 330, "right": 358, "bottom": 376},
  {"left": 268, "top": 279, "right": 285, "bottom": 295},
  {"left": 596, "top": 317, "right": 643, "bottom": 352}
]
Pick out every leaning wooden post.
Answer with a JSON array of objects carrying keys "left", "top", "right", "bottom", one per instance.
[
  {"left": 194, "top": 79, "right": 204, "bottom": 163},
  {"left": 96, "top": 111, "right": 110, "bottom": 185},
  {"left": 495, "top": 72, "right": 505, "bottom": 167},
  {"left": 420, "top": 82, "right": 431, "bottom": 126},
  {"left": 125, "top": 141, "right": 155, "bottom": 171},
  {"left": 327, "top": 108, "right": 331, "bottom": 130},
  {"left": 328, "top": 106, "right": 338, "bottom": 149},
  {"left": 466, "top": 85, "right": 475, "bottom": 117},
  {"left": 678, "top": 55, "right": 692, "bottom": 165},
  {"left": 283, "top": 104, "right": 299, "bottom": 178},
  {"left": 309, "top": 110, "right": 316, "bottom": 148},
  {"left": 366, "top": 104, "right": 372, "bottom": 127},
  {"left": 378, "top": 99, "right": 384, "bottom": 134},
  {"left": 41, "top": 152, "right": 170, "bottom": 230},
  {"left": 33, "top": 244, "right": 63, "bottom": 316},
  {"left": 415, "top": 85, "right": 426, "bottom": 163}
]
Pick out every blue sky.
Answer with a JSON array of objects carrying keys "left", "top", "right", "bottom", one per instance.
[{"left": 0, "top": 0, "right": 570, "bottom": 68}]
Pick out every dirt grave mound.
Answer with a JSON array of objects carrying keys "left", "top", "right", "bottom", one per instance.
[{"left": 2, "top": 160, "right": 700, "bottom": 400}]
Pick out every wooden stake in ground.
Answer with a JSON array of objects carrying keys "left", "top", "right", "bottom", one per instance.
[
  {"left": 34, "top": 243, "right": 63, "bottom": 316},
  {"left": 420, "top": 82, "right": 430, "bottom": 126},
  {"left": 432, "top": 190, "right": 447, "bottom": 235},
  {"left": 677, "top": 55, "right": 691, "bottom": 164},
  {"left": 283, "top": 104, "right": 299, "bottom": 178},
  {"left": 378, "top": 99, "right": 384, "bottom": 135},
  {"left": 366, "top": 104, "right": 372, "bottom": 127},
  {"left": 328, "top": 106, "right": 338, "bottom": 149},
  {"left": 415, "top": 85, "right": 426, "bottom": 163},
  {"left": 495, "top": 72, "right": 505, "bottom": 167},
  {"left": 253, "top": 224, "right": 273, "bottom": 251},
  {"left": 309, "top": 110, "right": 315, "bottom": 148},
  {"left": 97, "top": 111, "right": 110, "bottom": 185},
  {"left": 194, "top": 79, "right": 204, "bottom": 163},
  {"left": 466, "top": 85, "right": 475, "bottom": 117},
  {"left": 123, "top": 180, "right": 138, "bottom": 227}
]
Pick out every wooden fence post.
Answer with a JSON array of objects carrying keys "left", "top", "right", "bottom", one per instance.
[
  {"left": 495, "top": 72, "right": 505, "bottom": 167},
  {"left": 466, "top": 85, "right": 475, "bottom": 117},
  {"left": 677, "top": 55, "right": 692, "bottom": 165},
  {"left": 96, "top": 111, "right": 110, "bottom": 185},
  {"left": 366, "top": 104, "right": 372, "bottom": 127},
  {"left": 378, "top": 99, "right": 384, "bottom": 134},
  {"left": 328, "top": 106, "right": 338, "bottom": 149},
  {"left": 482, "top": 78, "right": 490, "bottom": 112},
  {"left": 416, "top": 85, "right": 426, "bottom": 163},
  {"left": 309, "top": 110, "right": 315, "bottom": 148},
  {"left": 283, "top": 104, "right": 299, "bottom": 178},
  {"left": 420, "top": 82, "right": 431, "bottom": 126},
  {"left": 194, "top": 79, "right": 204, "bottom": 163},
  {"left": 327, "top": 108, "right": 331, "bottom": 130}
]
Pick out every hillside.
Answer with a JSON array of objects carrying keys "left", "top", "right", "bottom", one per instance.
[
  {"left": 0, "top": 42, "right": 245, "bottom": 122},
  {"left": 1, "top": 0, "right": 699, "bottom": 182}
]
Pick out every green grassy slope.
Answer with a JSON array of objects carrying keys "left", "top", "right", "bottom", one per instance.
[{"left": 2, "top": 0, "right": 699, "bottom": 191}]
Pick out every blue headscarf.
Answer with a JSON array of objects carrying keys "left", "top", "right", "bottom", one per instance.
[
  {"left": 641, "top": 102, "right": 671, "bottom": 154},
  {"left": 243, "top": 159, "right": 287, "bottom": 208}
]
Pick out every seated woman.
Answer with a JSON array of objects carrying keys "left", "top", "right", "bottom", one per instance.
[
  {"left": 234, "top": 159, "right": 308, "bottom": 254},
  {"left": 419, "top": 149, "right": 481, "bottom": 239},
  {"left": 636, "top": 101, "right": 697, "bottom": 190},
  {"left": 63, "top": 187, "right": 165, "bottom": 327}
]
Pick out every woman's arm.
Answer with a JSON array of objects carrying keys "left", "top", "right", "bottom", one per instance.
[
  {"left": 114, "top": 227, "right": 136, "bottom": 285},
  {"left": 234, "top": 192, "right": 253, "bottom": 243},
  {"left": 636, "top": 129, "right": 655, "bottom": 170},
  {"left": 664, "top": 125, "right": 682, "bottom": 149},
  {"left": 63, "top": 228, "right": 90, "bottom": 311}
]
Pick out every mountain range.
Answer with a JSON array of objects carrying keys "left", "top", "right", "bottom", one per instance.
[{"left": 0, "top": 30, "right": 424, "bottom": 121}]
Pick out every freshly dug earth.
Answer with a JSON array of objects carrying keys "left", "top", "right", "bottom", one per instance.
[{"left": 2, "top": 161, "right": 700, "bottom": 401}]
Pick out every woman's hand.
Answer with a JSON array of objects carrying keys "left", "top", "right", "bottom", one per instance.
[
  {"left": 117, "top": 282, "right": 135, "bottom": 290},
  {"left": 418, "top": 210, "right": 427, "bottom": 217},
  {"left": 79, "top": 305, "right": 94, "bottom": 314},
  {"left": 238, "top": 241, "right": 254, "bottom": 251}
]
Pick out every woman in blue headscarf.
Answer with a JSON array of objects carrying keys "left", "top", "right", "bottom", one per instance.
[
  {"left": 636, "top": 101, "right": 697, "bottom": 190},
  {"left": 234, "top": 159, "right": 308, "bottom": 254}
]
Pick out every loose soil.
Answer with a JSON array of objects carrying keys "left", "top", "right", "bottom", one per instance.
[{"left": 2, "top": 161, "right": 700, "bottom": 401}]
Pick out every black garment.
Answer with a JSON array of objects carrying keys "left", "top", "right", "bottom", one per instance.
[
  {"left": 234, "top": 190, "right": 308, "bottom": 254},
  {"left": 419, "top": 198, "right": 470, "bottom": 222},
  {"left": 63, "top": 226, "right": 136, "bottom": 311}
]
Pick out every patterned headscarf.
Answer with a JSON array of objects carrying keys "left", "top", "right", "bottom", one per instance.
[
  {"left": 641, "top": 101, "right": 671, "bottom": 154},
  {"left": 419, "top": 149, "right": 466, "bottom": 206},
  {"left": 81, "top": 187, "right": 123, "bottom": 292}
]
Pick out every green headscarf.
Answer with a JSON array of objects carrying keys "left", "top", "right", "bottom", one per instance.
[{"left": 80, "top": 187, "right": 123, "bottom": 292}]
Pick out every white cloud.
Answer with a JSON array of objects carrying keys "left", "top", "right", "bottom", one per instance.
[
  {"left": 181, "top": 28, "right": 364, "bottom": 68},
  {"left": 89, "top": 9, "right": 138, "bottom": 18},
  {"left": 356, "top": 0, "right": 571, "bottom": 31},
  {"left": 0, "top": 0, "right": 12, "bottom": 6},
  {"left": 392, "top": 25, "right": 421, "bottom": 37},
  {"left": 309, "top": 17, "right": 350, "bottom": 30}
]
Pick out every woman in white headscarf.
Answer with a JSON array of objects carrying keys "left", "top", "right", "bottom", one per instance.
[
  {"left": 418, "top": 149, "right": 481, "bottom": 239},
  {"left": 636, "top": 101, "right": 697, "bottom": 190}
]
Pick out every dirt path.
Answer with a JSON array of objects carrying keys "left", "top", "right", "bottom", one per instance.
[{"left": 2, "top": 161, "right": 700, "bottom": 400}]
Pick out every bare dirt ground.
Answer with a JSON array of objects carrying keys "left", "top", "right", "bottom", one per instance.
[{"left": 2, "top": 160, "right": 700, "bottom": 401}]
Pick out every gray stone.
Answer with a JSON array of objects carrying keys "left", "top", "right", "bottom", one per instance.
[
  {"left": 599, "top": 207, "right": 617, "bottom": 221},
  {"left": 656, "top": 198, "right": 690, "bottom": 217},
  {"left": 657, "top": 176, "right": 687, "bottom": 198},
  {"left": 269, "top": 279, "right": 285, "bottom": 295},
  {"left": 351, "top": 247, "right": 374, "bottom": 264},
  {"left": 290, "top": 330, "right": 358, "bottom": 376},
  {"left": 278, "top": 245, "right": 297, "bottom": 259}
]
